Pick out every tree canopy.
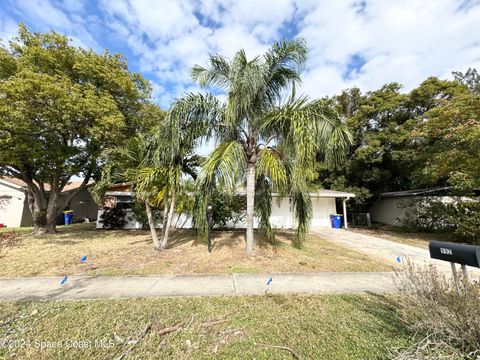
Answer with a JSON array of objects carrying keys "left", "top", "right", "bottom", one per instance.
[
  {"left": 316, "top": 71, "right": 480, "bottom": 209},
  {"left": 185, "top": 39, "right": 351, "bottom": 251},
  {"left": 0, "top": 25, "right": 151, "bottom": 232}
]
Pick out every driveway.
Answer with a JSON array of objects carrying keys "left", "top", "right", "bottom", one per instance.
[{"left": 311, "top": 228, "right": 479, "bottom": 274}]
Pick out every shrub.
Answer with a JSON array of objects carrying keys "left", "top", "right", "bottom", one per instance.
[
  {"left": 400, "top": 198, "right": 480, "bottom": 244},
  {"left": 130, "top": 202, "right": 163, "bottom": 230},
  {"left": 392, "top": 261, "right": 480, "bottom": 359},
  {"left": 452, "top": 201, "right": 480, "bottom": 242},
  {"left": 99, "top": 207, "right": 127, "bottom": 230},
  {"left": 209, "top": 192, "right": 246, "bottom": 229}
]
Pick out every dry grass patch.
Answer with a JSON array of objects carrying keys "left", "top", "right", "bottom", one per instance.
[{"left": 0, "top": 224, "right": 390, "bottom": 277}]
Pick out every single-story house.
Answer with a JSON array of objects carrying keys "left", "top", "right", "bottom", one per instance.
[
  {"left": 369, "top": 187, "right": 479, "bottom": 227},
  {"left": 96, "top": 185, "right": 355, "bottom": 230},
  {"left": 0, "top": 177, "right": 98, "bottom": 227}
]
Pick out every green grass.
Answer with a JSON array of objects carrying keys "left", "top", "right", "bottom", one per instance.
[{"left": 0, "top": 295, "right": 412, "bottom": 359}]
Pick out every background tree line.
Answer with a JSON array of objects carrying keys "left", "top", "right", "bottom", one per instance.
[{"left": 315, "top": 68, "right": 480, "bottom": 210}]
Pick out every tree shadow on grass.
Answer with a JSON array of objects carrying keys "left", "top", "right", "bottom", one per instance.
[
  {"left": 210, "top": 230, "right": 291, "bottom": 251},
  {"left": 348, "top": 292, "right": 413, "bottom": 341},
  {"left": 166, "top": 229, "right": 199, "bottom": 249},
  {"left": 210, "top": 230, "right": 245, "bottom": 250}
]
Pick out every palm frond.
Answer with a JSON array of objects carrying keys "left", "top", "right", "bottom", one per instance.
[
  {"left": 192, "top": 54, "right": 231, "bottom": 90},
  {"left": 201, "top": 141, "right": 246, "bottom": 190},
  {"left": 292, "top": 190, "right": 312, "bottom": 248},
  {"left": 255, "top": 175, "right": 275, "bottom": 243},
  {"left": 256, "top": 147, "right": 287, "bottom": 191}
]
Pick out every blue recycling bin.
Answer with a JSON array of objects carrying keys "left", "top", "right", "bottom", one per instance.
[
  {"left": 64, "top": 210, "right": 74, "bottom": 225},
  {"left": 330, "top": 214, "right": 343, "bottom": 229}
]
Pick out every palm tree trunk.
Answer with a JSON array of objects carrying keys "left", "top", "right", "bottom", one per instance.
[
  {"left": 245, "top": 162, "right": 255, "bottom": 254},
  {"left": 161, "top": 201, "right": 169, "bottom": 238},
  {"left": 160, "top": 189, "right": 176, "bottom": 250},
  {"left": 145, "top": 202, "right": 160, "bottom": 250}
]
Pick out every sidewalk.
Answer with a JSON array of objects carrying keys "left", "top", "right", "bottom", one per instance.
[{"left": 0, "top": 272, "right": 397, "bottom": 301}]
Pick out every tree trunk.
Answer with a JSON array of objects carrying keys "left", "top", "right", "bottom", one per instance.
[
  {"left": 44, "top": 187, "right": 59, "bottom": 233},
  {"left": 161, "top": 201, "right": 169, "bottom": 238},
  {"left": 28, "top": 187, "right": 50, "bottom": 234},
  {"left": 245, "top": 162, "right": 255, "bottom": 254},
  {"left": 160, "top": 190, "right": 176, "bottom": 250},
  {"left": 32, "top": 204, "right": 48, "bottom": 234},
  {"left": 145, "top": 202, "right": 161, "bottom": 250}
]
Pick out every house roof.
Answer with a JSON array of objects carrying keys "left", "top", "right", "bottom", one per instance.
[
  {"left": 104, "top": 188, "right": 356, "bottom": 199},
  {"left": 0, "top": 177, "right": 89, "bottom": 193},
  {"left": 234, "top": 189, "right": 355, "bottom": 198},
  {"left": 105, "top": 191, "right": 134, "bottom": 197},
  {"left": 381, "top": 187, "right": 455, "bottom": 198},
  {"left": 306, "top": 189, "right": 356, "bottom": 198}
]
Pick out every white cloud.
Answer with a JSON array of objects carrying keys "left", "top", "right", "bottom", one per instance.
[
  {"left": 5, "top": 0, "right": 103, "bottom": 51},
  {"left": 0, "top": 15, "right": 17, "bottom": 43},
  {"left": 15, "top": 0, "right": 72, "bottom": 29},
  {"left": 2, "top": 0, "right": 479, "bottom": 107},
  {"left": 297, "top": 0, "right": 480, "bottom": 97}
]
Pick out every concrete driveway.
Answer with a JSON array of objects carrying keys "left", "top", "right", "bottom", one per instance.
[{"left": 311, "top": 228, "right": 480, "bottom": 274}]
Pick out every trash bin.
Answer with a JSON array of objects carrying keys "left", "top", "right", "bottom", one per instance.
[
  {"left": 330, "top": 214, "right": 343, "bottom": 229},
  {"left": 64, "top": 210, "right": 74, "bottom": 225}
]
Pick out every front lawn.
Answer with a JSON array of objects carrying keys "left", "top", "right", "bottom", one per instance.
[
  {"left": 0, "top": 294, "right": 413, "bottom": 359},
  {"left": 0, "top": 224, "right": 390, "bottom": 277}
]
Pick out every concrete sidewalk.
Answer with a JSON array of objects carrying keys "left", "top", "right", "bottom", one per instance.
[{"left": 0, "top": 272, "right": 397, "bottom": 301}]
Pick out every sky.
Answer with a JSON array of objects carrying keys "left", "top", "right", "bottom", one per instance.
[{"left": 1, "top": 0, "right": 479, "bottom": 109}]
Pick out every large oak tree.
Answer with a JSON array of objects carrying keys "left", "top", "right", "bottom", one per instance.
[{"left": 0, "top": 25, "right": 151, "bottom": 233}]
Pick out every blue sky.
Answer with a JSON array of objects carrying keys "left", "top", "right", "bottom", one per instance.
[{"left": 1, "top": 0, "right": 479, "bottom": 109}]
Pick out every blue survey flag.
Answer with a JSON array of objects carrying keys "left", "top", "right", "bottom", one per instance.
[
  {"left": 80, "top": 255, "right": 87, "bottom": 262},
  {"left": 267, "top": 277, "right": 273, "bottom": 285},
  {"left": 396, "top": 256, "right": 401, "bottom": 263},
  {"left": 60, "top": 275, "right": 68, "bottom": 285}
]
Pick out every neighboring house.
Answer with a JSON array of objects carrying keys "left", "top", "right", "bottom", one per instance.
[
  {"left": 0, "top": 177, "right": 98, "bottom": 227},
  {"left": 369, "top": 187, "right": 479, "bottom": 227},
  {"left": 96, "top": 184, "right": 355, "bottom": 230},
  {"left": 0, "top": 178, "right": 32, "bottom": 227}
]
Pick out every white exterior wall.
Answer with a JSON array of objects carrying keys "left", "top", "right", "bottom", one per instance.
[
  {"left": 96, "top": 196, "right": 338, "bottom": 230},
  {"left": 0, "top": 182, "right": 30, "bottom": 228},
  {"left": 97, "top": 197, "right": 336, "bottom": 229},
  {"left": 96, "top": 209, "right": 193, "bottom": 230},
  {"left": 370, "top": 197, "right": 407, "bottom": 226},
  {"left": 270, "top": 197, "right": 294, "bottom": 229},
  {"left": 311, "top": 197, "right": 337, "bottom": 228},
  {"left": 223, "top": 196, "right": 336, "bottom": 229}
]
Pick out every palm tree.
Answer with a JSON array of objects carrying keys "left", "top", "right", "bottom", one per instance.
[
  {"left": 150, "top": 96, "right": 212, "bottom": 249},
  {"left": 189, "top": 39, "right": 352, "bottom": 253},
  {"left": 93, "top": 135, "right": 166, "bottom": 250}
]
